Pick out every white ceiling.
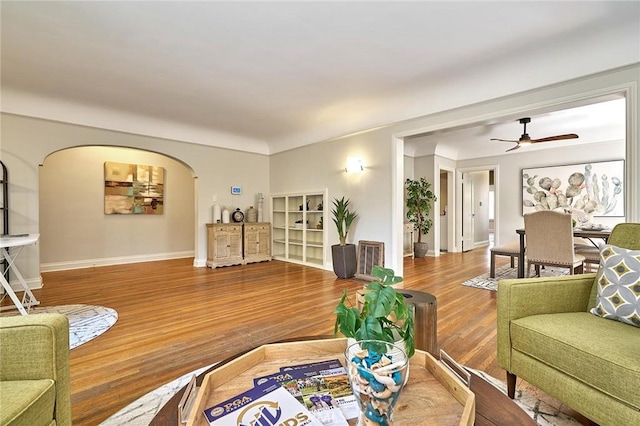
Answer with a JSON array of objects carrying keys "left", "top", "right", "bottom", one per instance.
[
  {"left": 1, "top": 1, "right": 639, "bottom": 156},
  {"left": 404, "top": 96, "right": 627, "bottom": 160}
]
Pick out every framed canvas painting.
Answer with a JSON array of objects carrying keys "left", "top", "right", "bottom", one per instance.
[
  {"left": 522, "top": 160, "right": 624, "bottom": 217},
  {"left": 105, "top": 162, "right": 165, "bottom": 214}
]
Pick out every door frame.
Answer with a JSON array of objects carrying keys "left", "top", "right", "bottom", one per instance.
[
  {"left": 437, "top": 166, "right": 455, "bottom": 253},
  {"left": 456, "top": 165, "right": 498, "bottom": 253}
]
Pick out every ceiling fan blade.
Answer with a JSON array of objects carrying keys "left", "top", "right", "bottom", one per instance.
[
  {"left": 505, "top": 144, "right": 521, "bottom": 152},
  {"left": 531, "top": 134, "right": 579, "bottom": 143},
  {"left": 490, "top": 138, "right": 518, "bottom": 143}
]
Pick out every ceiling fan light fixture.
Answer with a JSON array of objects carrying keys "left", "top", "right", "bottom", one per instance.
[{"left": 491, "top": 116, "right": 579, "bottom": 152}]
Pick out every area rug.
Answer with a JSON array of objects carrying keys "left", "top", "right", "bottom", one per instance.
[
  {"left": 100, "top": 364, "right": 215, "bottom": 425},
  {"left": 466, "top": 368, "right": 581, "bottom": 426},
  {"left": 102, "top": 364, "right": 581, "bottom": 426},
  {"left": 461, "top": 264, "right": 569, "bottom": 291},
  {"left": 1, "top": 304, "right": 118, "bottom": 349}
]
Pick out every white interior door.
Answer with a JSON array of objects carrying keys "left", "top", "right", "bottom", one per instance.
[{"left": 462, "top": 172, "right": 474, "bottom": 252}]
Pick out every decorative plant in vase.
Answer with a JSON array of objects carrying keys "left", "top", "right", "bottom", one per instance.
[
  {"left": 331, "top": 196, "right": 358, "bottom": 278},
  {"left": 334, "top": 265, "right": 415, "bottom": 357},
  {"left": 405, "top": 177, "right": 437, "bottom": 258}
]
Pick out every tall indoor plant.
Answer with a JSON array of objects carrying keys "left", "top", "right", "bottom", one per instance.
[
  {"left": 405, "top": 177, "right": 438, "bottom": 258},
  {"left": 334, "top": 265, "right": 415, "bottom": 357},
  {"left": 331, "top": 196, "right": 358, "bottom": 278}
]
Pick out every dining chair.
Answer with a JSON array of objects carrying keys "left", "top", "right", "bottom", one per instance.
[
  {"left": 524, "top": 210, "right": 585, "bottom": 276},
  {"left": 490, "top": 241, "right": 522, "bottom": 278},
  {"left": 574, "top": 238, "right": 602, "bottom": 273}
]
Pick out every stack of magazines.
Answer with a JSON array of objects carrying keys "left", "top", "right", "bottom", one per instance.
[{"left": 202, "top": 359, "right": 358, "bottom": 425}]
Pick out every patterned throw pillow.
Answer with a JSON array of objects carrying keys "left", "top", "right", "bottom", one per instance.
[{"left": 590, "top": 244, "right": 640, "bottom": 327}]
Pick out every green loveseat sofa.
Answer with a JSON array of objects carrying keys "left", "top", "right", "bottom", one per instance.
[
  {"left": 0, "top": 313, "right": 72, "bottom": 426},
  {"left": 497, "top": 222, "right": 640, "bottom": 426}
]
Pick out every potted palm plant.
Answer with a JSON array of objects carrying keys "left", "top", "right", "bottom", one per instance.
[
  {"left": 331, "top": 196, "right": 358, "bottom": 278},
  {"left": 405, "top": 177, "right": 437, "bottom": 258},
  {"left": 334, "top": 265, "right": 415, "bottom": 357}
]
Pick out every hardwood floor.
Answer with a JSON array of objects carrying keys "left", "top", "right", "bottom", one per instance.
[{"left": 25, "top": 246, "right": 590, "bottom": 425}]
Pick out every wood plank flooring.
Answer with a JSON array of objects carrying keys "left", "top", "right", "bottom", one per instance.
[{"left": 22, "top": 246, "right": 591, "bottom": 425}]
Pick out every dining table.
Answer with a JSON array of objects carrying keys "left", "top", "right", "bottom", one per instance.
[{"left": 515, "top": 227, "right": 611, "bottom": 278}]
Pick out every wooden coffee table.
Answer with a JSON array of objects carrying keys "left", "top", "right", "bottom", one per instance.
[
  {"left": 151, "top": 337, "right": 532, "bottom": 426},
  {"left": 468, "top": 369, "right": 535, "bottom": 426}
]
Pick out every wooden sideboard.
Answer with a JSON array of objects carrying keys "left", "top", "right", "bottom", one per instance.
[
  {"left": 206, "top": 222, "right": 271, "bottom": 268},
  {"left": 243, "top": 222, "right": 271, "bottom": 264}
]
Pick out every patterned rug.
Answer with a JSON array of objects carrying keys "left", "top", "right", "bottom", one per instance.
[
  {"left": 461, "top": 265, "right": 569, "bottom": 291},
  {"left": 1, "top": 304, "right": 118, "bottom": 349},
  {"left": 467, "top": 368, "right": 581, "bottom": 426},
  {"left": 101, "top": 364, "right": 215, "bottom": 425},
  {"left": 102, "top": 364, "right": 581, "bottom": 426}
]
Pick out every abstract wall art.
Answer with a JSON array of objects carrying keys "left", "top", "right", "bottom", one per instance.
[
  {"left": 522, "top": 160, "right": 624, "bottom": 217},
  {"left": 104, "top": 162, "right": 164, "bottom": 214}
]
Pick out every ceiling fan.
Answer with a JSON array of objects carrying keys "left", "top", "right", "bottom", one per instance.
[{"left": 491, "top": 117, "right": 579, "bottom": 152}]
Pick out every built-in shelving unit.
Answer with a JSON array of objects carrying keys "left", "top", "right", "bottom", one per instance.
[{"left": 271, "top": 189, "right": 328, "bottom": 269}]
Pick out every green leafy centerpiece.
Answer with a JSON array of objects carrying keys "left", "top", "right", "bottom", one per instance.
[{"left": 334, "top": 265, "right": 415, "bottom": 358}]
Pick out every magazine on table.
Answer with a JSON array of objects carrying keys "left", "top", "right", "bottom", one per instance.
[
  {"left": 202, "top": 379, "right": 322, "bottom": 426},
  {"left": 279, "top": 359, "right": 344, "bottom": 372},
  {"left": 253, "top": 359, "right": 358, "bottom": 425},
  {"left": 253, "top": 359, "right": 343, "bottom": 388}
]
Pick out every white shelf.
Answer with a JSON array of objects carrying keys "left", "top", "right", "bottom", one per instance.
[
  {"left": 306, "top": 257, "right": 324, "bottom": 266},
  {"left": 270, "top": 190, "right": 328, "bottom": 270},
  {"left": 288, "top": 254, "right": 304, "bottom": 262}
]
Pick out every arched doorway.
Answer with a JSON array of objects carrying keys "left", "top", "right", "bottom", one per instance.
[{"left": 39, "top": 146, "right": 196, "bottom": 271}]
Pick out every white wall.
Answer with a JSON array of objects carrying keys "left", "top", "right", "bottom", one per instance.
[
  {"left": 39, "top": 146, "right": 195, "bottom": 271},
  {"left": 458, "top": 140, "right": 626, "bottom": 247},
  {"left": 269, "top": 65, "right": 639, "bottom": 274},
  {"left": 2, "top": 64, "right": 638, "bottom": 283},
  {"left": 1, "top": 114, "right": 269, "bottom": 284},
  {"left": 270, "top": 131, "right": 392, "bottom": 268},
  {"left": 393, "top": 65, "right": 639, "bottom": 269}
]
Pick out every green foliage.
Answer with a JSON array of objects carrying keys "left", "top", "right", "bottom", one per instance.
[
  {"left": 331, "top": 197, "right": 358, "bottom": 246},
  {"left": 333, "top": 265, "right": 415, "bottom": 357},
  {"left": 405, "top": 178, "right": 438, "bottom": 243}
]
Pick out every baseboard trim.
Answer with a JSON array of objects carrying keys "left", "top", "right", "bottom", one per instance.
[
  {"left": 3, "top": 276, "right": 43, "bottom": 292},
  {"left": 40, "top": 251, "right": 195, "bottom": 272},
  {"left": 474, "top": 240, "right": 490, "bottom": 248},
  {"left": 193, "top": 258, "right": 207, "bottom": 268}
]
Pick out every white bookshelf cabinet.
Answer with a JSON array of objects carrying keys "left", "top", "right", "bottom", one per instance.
[{"left": 271, "top": 190, "right": 328, "bottom": 269}]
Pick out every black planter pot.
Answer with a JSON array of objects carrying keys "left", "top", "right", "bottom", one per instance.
[{"left": 332, "top": 244, "right": 357, "bottom": 278}]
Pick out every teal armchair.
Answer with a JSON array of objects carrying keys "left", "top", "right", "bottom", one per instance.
[
  {"left": 497, "top": 223, "right": 640, "bottom": 426},
  {"left": 0, "top": 313, "right": 72, "bottom": 426}
]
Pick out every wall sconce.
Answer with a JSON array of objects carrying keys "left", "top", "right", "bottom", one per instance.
[{"left": 345, "top": 157, "right": 364, "bottom": 173}]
